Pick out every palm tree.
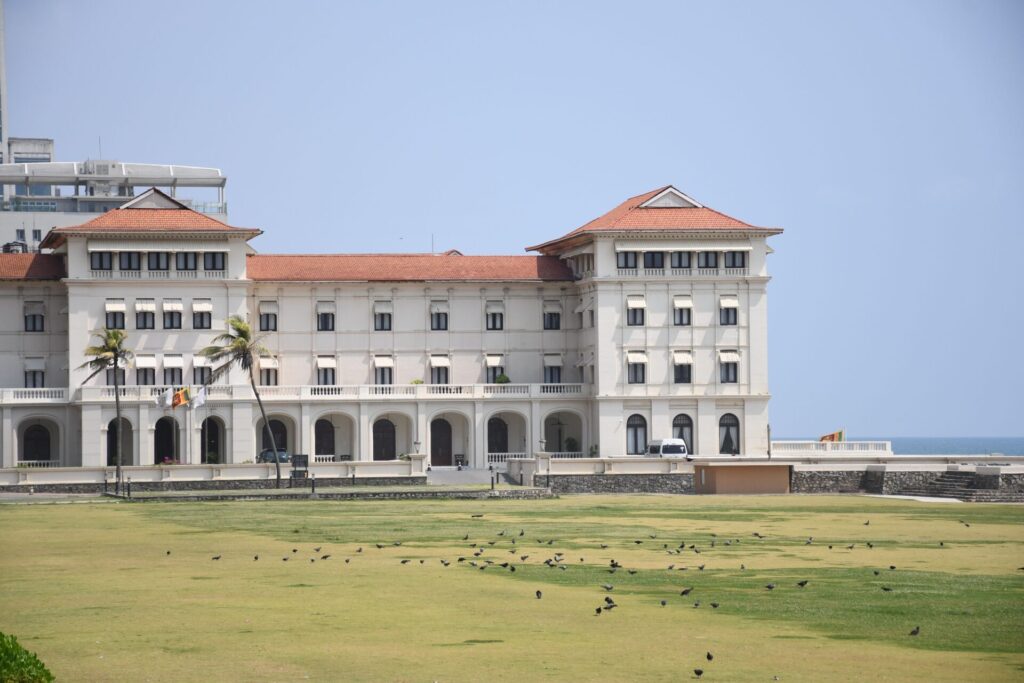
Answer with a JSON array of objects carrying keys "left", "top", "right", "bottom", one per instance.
[
  {"left": 199, "top": 315, "right": 283, "bottom": 487},
  {"left": 80, "top": 328, "right": 134, "bottom": 494}
]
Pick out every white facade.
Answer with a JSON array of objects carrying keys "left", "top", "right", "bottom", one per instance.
[{"left": 0, "top": 185, "right": 781, "bottom": 469}]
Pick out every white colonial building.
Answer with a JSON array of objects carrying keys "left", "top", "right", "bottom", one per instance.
[{"left": 0, "top": 185, "right": 781, "bottom": 469}]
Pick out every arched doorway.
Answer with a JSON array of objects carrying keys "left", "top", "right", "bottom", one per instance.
[
  {"left": 719, "top": 414, "right": 740, "bottom": 455},
  {"left": 486, "top": 411, "right": 528, "bottom": 465},
  {"left": 23, "top": 425, "right": 50, "bottom": 461},
  {"left": 315, "top": 419, "right": 335, "bottom": 457},
  {"left": 154, "top": 417, "right": 180, "bottom": 464},
  {"left": 201, "top": 417, "right": 223, "bottom": 464},
  {"left": 255, "top": 415, "right": 295, "bottom": 456},
  {"left": 544, "top": 411, "right": 583, "bottom": 455},
  {"left": 17, "top": 419, "right": 59, "bottom": 465},
  {"left": 672, "top": 414, "right": 694, "bottom": 454},
  {"left": 107, "top": 418, "right": 133, "bottom": 466},
  {"left": 313, "top": 413, "right": 355, "bottom": 461},
  {"left": 262, "top": 419, "right": 287, "bottom": 452},
  {"left": 431, "top": 418, "right": 453, "bottom": 466},
  {"left": 373, "top": 418, "right": 396, "bottom": 460},
  {"left": 626, "top": 414, "right": 647, "bottom": 455}
]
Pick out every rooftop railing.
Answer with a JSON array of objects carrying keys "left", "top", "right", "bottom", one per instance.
[{"left": 615, "top": 267, "right": 750, "bottom": 278}]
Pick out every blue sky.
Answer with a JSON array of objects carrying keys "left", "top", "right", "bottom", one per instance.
[{"left": 7, "top": 0, "right": 1023, "bottom": 437}]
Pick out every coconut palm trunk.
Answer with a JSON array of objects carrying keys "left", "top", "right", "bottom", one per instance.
[
  {"left": 80, "top": 329, "right": 133, "bottom": 497},
  {"left": 250, "top": 366, "right": 281, "bottom": 487},
  {"left": 112, "top": 354, "right": 123, "bottom": 493}
]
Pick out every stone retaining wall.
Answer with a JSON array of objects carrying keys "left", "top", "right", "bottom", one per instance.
[
  {"left": 538, "top": 473, "right": 693, "bottom": 494},
  {"left": 790, "top": 470, "right": 870, "bottom": 494},
  {"left": 0, "top": 476, "right": 426, "bottom": 495},
  {"left": 128, "top": 487, "right": 553, "bottom": 503}
]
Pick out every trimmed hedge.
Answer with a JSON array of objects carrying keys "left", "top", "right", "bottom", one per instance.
[{"left": 0, "top": 632, "right": 54, "bottom": 683}]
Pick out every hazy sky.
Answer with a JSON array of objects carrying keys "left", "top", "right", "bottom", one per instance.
[{"left": 6, "top": 1, "right": 1023, "bottom": 437}]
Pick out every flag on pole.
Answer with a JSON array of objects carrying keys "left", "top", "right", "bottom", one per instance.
[
  {"left": 819, "top": 429, "right": 846, "bottom": 443},
  {"left": 156, "top": 387, "right": 173, "bottom": 408},
  {"left": 192, "top": 386, "right": 207, "bottom": 409},
  {"left": 171, "top": 387, "right": 191, "bottom": 408}
]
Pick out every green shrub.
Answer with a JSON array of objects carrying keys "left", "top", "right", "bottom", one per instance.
[
  {"left": 494, "top": 374, "right": 511, "bottom": 384},
  {"left": 0, "top": 632, "right": 54, "bottom": 683}
]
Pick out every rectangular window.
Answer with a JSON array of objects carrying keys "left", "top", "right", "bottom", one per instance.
[
  {"left": 697, "top": 252, "right": 718, "bottom": 269},
  {"left": 617, "top": 251, "right": 638, "bottom": 269},
  {"left": 720, "top": 362, "right": 738, "bottom": 383},
  {"left": 260, "top": 313, "right": 278, "bottom": 331},
  {"left": 24, "top": 370, "right": 45, "bottom": 388},
  {"left": 16, "top": 228, "right": 25, "bottom": 241},
  {"left": 317, "top": 312, "right": 335, "bottom": 331},
  {"left": 720, "top": 307, "right": 738, "bottom": 325},
  {"left": 163, "top": 312, "right": 182, "bottom": 329},
  {"left": 430, "top": 367, "right": 449, "bottom": 384},
  {"left": 589, "top": 309, "right": 595, "bottom": 327},
  {"left": 643, "top": 252, "right": 664, "bottom": 269},
  {"left": 674, "top": 364, "right": 692, "bottom": 384},
  {"left": 203, "top": 252, "right": 226, "bottom": 270},
  {"left": 374, "top": 312, "right": 392, "bottom": 331},
  {"left": 24, "top": 314, "right": 44, "bottom": 332},
  {"left": 486, "top": 366, "right": 505, "bottom": 383},
  {"left": 106, "top": 368, "right": 126, "bottom": 386},
  {"left": 32, "top": 229, "right": 42, "bottom": 242},
  {"left": 90, "top": 252, "right": 113, "bottom": 271},
  {"left": 724, "top": 251, "right": 747, "bottom": 268},
  {"left": 543, "top": 312, "right": 561, "bottom": 330},
  {"left": 106, "top": 312, "right": 125, "bottom": 329},
  {"left": 375, "top": 367, "right": 393, "bottom": 385},
  {"left": 193, "top": 312, "right": 212, "bottom": 329},
  {"left": 673, "top": 308, "right": 691, "bottom": 326},
  {"left": 163, "top": 368, "right": 183, "bottom": 386},
  {"left": 136, "top": 312, "right": 155, "bottom": 329},
  {"left": 430, "top": 311, "right": 448, "bottom": 331},
  {"left": 543, "top": 366, "right": 562, "bottom": 384},
  {"left": 194, "top": 367, "right": 212, "bottom": 385},
  {"left": 260, "top": 369, "right": 278, "bottom": 386},
  {"left": 486, "top": 312, "right": 504, "bottom": 331},
  {"left": 627, "top": 362, "right": 646, "bottom": 384},
  {"left": 137, "top": 368, "right": 156, "bottom": 385},
  {"left": 626, "top": 308, "right": 644, "bottom": 326},
  {"left": 671, "top": 252, "right": 691, "bottom": 269},
  {"left": 148, "top": 252, "right": 170, "bottom": 271},
  {"left": 317, "top": 368, "right": 336, "bottom": 386},
  {"left": 175, "top": 252, "right": 198, "bottom": 271},
  {"left": 119, "top": 252, "right": 141, "bottom": 271}
]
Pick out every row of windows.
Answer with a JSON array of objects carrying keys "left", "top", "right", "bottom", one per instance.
[
  {"left": 625, "top": 361, "right": 737, "bottom": 384},
  {"left": 617, "top": 251, "right": 747, "bottom": 270},
  {"left": 14, "top": 229, "right": 43, "bottom": 243},
  {"left": 262, "top": 310, "right": 563, "bottom": 333},
  {"left": 89, "top": 251, "right": 226, "bottom": 272},
  {"left": 625, "top": 413, "right": 740, "bottom": 455},
  {"left": 105, "top": 311, "right": 211, "bottom": 330},
  {"left": 103, "top": 367, "right": 213, "bottom": 387},
  {"left": 626, "top": 306, "right": 737, "bottom": 327},
  {"left": 259, "top": 364, "right": 565, "bottom": 387}
]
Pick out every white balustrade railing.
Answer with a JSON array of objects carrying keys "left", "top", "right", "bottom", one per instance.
[
  {"left": 771, "top": 441, "right": 893, "bottom": 454},
  {"left": 482, "top": 383, "right": 530, "bottom": 396},
  {"left": 614, "top": 267, "right": 750, "bottom": 279},
  {"left": 8, "top": 388, "right": 68, "bottom": 402},
  {"left": 487, "top": 452, "right": 527, "bottom": 463},
  {"left": 550, "top": 451, "right": 585, "bottom": 459},
  {"left": 16, "top": 460, "right": 60, "bottom": 468}
]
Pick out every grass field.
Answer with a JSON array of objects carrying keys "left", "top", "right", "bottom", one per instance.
[{"left": 1, "top": 494, "right": 1022, "bottom": 682}]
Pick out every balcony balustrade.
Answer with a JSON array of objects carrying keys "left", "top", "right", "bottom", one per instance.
[{"left": 615, "top": 267, "right": 749, "bottom": 278}]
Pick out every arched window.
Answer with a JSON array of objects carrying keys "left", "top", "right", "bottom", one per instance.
[
  {"left": 315, "top": 419, "right": 336, "bottom": 456},
  {"left": 23, "top": 425, "right": 51, "bottom": 461},
  {"left": 626, "top": 414, "right": 647, "bottom": 455},
  {"left": 262, "top": 419, "right": 288, "bottom": 452},
  {"left": 201, "top": 418, "right": 222, "bottom": 464},
  {"left": 487, "top": 417, "right": 509, "bottom": 454},
  {"left": 373, "top": 419, "right": 396, "bottom": 461},
  {"left": 719, "top": 414, "right": 740, "bottom": 455},
  {"left": 672, "top": 414, "right": 694, "bottom": 454}
]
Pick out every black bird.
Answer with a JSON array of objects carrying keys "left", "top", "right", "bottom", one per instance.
[
  {"left": 309, "top": 558, "right": 315, "bottom": 563},
  {"left": 521, "top": 555, "right": 529, "bottom": 561},
  {"left": 321, "top": 555, "right": 331, "bottom": 560},
  {"left": 889, "top": 565, "right": 896, "bottom": 570},
  {"left": 867, "top": 542, "right": 874, "bottom": 549},
  {"left": 211, "top": 555, "right": 221, "bottom": 561},
  {"left": 254, "top": 555, "right": 259, "bottom": 561},
  {"left": 519, "top": 529, "right": 524, "bottom": 536},
  {"left": 376, "top": 544, "right": 384, "bottom": 549},
  {"left": 706, "top": 651, "right": 714, "bottom": 662},
  {"left": 536, "top": 590, "right": 542, "bottom": 599},
  {"left": 602, "top": 584, "right": 614, "bottom": 591},
  {"left": 634, "top": 540, "right": 643, "bottom": 545},
  {"left": 846, "top": 544, "right": 855, "bottom": 550},
  {"left": 939, "top": 541, "right": 944, "bottom": 547},
  {"left": 595, "top": 607, "right": 602, "bottom": 615},
  {"left": 864, "top": 521, "right": 870, "bottom": 526},
  {"left": 600, "top": 544, "right": 608, "bottom": 549},
  {"left": 680, "top": 587, "right": 693, "bottom": 596},
  {"left": 698, "top": 564, "right": 705, "bottom": 571},
  {"left": 628, "top": 570, "right": 637, "bottom": 575},
  {"left": 881, "top": 586, "right": 893, "bottom": 592},
  {"left": 472, "top": 514, "right": 484, "bottom": 518},
  {"left": 753, "top": 532, "right": 764, "bottom": 539},
  {"left": 356, "top": 547, "right": 363, "bottom": 553},
  {"left": 797, "top": 580, "right": 808, "bottom": 588},
  {"left": 462, "top": 534, "right": 469, "bottom": 541},
  {"left": 693, "top": 601, "right": 701, "bottom": 608},
  {"left": 765, "top": 583, "right": 776, "bottom": 590},
  {"left": 604, "top": 596, "right": 615, "bottom": 605},
  {"left": 694, "top": 668, "right": 704, "bottom": 678},
  {"left": 282, "top": 557, "right": 289, "bottom": 561},
  {"left": 740, "top": 564, "right": 746, "bottom": 571},
  {"left": 400, "top": 559, "right": 410, "bottom": 564},
  {"left": 292, "top": 549, "right": 298, "bottom": 553},
  {"left": 498, "top": 530, "right": 506, "bottom": 537},
  {"left": 344, "top": 558, "right": 350, "bottom": 563},
  {"left": 650, "top": 534, "right": 657, "bottom": 539},
  {"left": 510, "top": 566, "right": 516, "bottom": 573},
  {"left": 166, "top": 550, "right": 171, "bottom": 555},
  {"left": 909, "top": 626, "right": 920, "bottom": 636},
  {"left": 313, "top": 547, "right": 322, "bottom": 552},
  {"left": 393, "top": 542, "right": 402, "bottom": 547},
  {"left": 828, "top": 545, "right": 833, "bottom": 550},
  {"left": 710, "top": 602, "right": 719, "bottom": 609},
  {"left": 419, "top": 560, "right": 425, "bottom": 564},
  {"left": 660, "top": 600, "right": 667, "bottom": 607},
  {"left": 873, "top": 570, "right": 880, "bottom": 576},
  {"left": 441, "top": 560, "right": 450, "bottom": 567}
]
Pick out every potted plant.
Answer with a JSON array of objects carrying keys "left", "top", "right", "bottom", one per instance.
[
  {"left": 410, "top": 379, "right": 424, "bottom": 385},
  {"left": 495, "top": 373, "right": 511, "bottom": 384},
  {"left": 565, "top": 437, "right": 580, "bottom": 453}
]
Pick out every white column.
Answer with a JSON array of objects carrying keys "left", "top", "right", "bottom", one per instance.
[
  {"left": 473, "top": 401, "right": 485, "bottom": 468},
  {"left": 696, "top": 398, "right": 717, "bottom": 457},
  {"left": 357, "top": 403, "right": 371, "bottom": 461},
  {"left": 80, "top": 404, "right": 103, "bottom": 467},
  {"left": 1, "top": 406, "right": 13, "bottom": 467}
]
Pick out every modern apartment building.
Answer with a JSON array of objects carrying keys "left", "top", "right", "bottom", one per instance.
[{"left": 0, "top": 185, "right": 781, "bottom": 469}]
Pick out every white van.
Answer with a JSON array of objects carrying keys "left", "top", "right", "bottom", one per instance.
[{"left": 647, "top": 438, "right": 690, "bottom": 459}]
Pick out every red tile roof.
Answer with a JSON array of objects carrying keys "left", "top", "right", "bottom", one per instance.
[
  {"left": 0, "top": 253, "right": 65, "bottom": 280},
  {"left": 247, "top": 253, "right": 573, "bottom": 282},
  {"left": 528, "top": 185, "right": 779, "bottom": 253},
  {"left": 63, "top": 208, "right": 245, "bottom": 232}
]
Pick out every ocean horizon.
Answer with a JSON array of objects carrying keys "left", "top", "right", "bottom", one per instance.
[{"left": 779, "top": 436, "right": 1024, "bottom": 456}]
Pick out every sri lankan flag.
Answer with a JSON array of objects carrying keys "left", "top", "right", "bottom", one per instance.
[
  {"left": 171, "top": 388, "right": 191, "bottom": 408},
  {"left": 820, "top": 429, "right": 845, "bottom": 443}
]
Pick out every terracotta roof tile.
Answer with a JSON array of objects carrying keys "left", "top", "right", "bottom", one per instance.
[
  {"left": 247, "top": 254, "right": 572, "bottom": 282},
  {"left": 64, "top": 208, "right": 243, "bottom": 231},
  {"left": 0, "top": 253, "right": 65, "bottom": 280},
  {"left": 528, "top": 185, "right": 777, "bottom": 252}
]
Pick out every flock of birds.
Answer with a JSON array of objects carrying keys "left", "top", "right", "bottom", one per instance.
[{"left": 171, "top": 514, "right": 963, "bottom": 678}]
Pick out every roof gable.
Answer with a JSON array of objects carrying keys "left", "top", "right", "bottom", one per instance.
[{"left": 119, "top": 187, "right": 191, "bottom": 210}]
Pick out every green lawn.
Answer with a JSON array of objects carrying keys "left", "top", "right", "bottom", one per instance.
[{"left": 1, "top": 495, "right": 1022, "bottom": 682}]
